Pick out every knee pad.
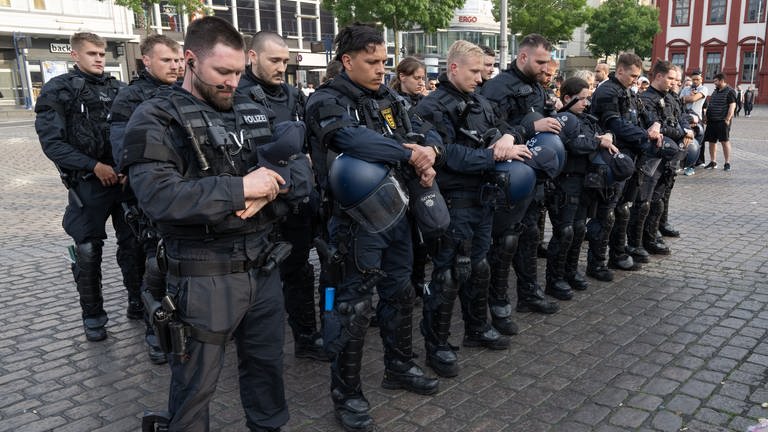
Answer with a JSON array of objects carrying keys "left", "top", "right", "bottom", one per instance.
[
  {"left": 500, "top": 232, "right": 519, "bottom": 254},
  {"left": 556, "top": 225, "right": 574, "bottom": 246},
  {"left": 431, "top": 268, "right": 458, "bottom": 304},
  {"left": 636, "top": 200, "right": 650, "bottom": 216},
  {"left": 390, "top": 282, "right": 415, "bottom": 309},
  {"left": 323, "top": 298, "right": 373, "bottom": 355},
  {"left": 605, "top": 208, "right": 616, "bottom": 228},
  {"left": 572, "top": 219, "right": 586, "bottom": 239},
  {"left": 76, "top": 241, "right": 103, "bottom": 264},
  {"left": 472, "top": 258, "right": 490, "bottom": 278},
  {"left": 614, "top": 202, "right": 630, "bottom": 220}
]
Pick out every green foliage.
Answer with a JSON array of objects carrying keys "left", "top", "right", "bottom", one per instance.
[
  {"left": 114, "top": 0, "right": 207, "bottom": 18},
  {"left": 586, "top": 0, "right": 660, "bottom": 59},
  {"left": 320, "top": 0, "right": 465, "bottom": 33},
  {"left": 492, "top": 0, "right": 590, "bottom": 43}
]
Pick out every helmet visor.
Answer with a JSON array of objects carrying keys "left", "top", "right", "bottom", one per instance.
[{"left": 343, "top": 174, "right": 408, "bottom": 233}]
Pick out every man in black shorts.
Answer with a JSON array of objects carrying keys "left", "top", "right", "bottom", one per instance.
[{"left": 703, "top": 73, "right": 737, "bottom": 171}]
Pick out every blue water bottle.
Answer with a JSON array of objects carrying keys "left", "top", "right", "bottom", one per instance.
[{"left": 324, "top": 287, "right": 335, "bottom": 311}]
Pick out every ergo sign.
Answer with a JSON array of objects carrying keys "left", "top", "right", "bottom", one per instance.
[{"left": 458, "top": 16, "right": 478, "bottom": 23}]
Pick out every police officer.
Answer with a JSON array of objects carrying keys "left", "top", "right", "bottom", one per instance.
[
  {"left": 588, "top": 53, "right": 662, "bottom": 280},
  {"left": 389, "top": 56, "right": 431, "bottom": 296},
  {"left": 237, "top": 31, "right": 329, "bottom": 362},
  {"left": 637, "top": 61, "right": 693, "bottom": 255},
  {"left": 110, "top": 34, "right": 182, "bottom": 364},
  {"left": 305, "top": 24, "right": 439, "bottom": 432},
  {"left": 123, "top": 17, "right": 309, "bottom": 431},
  {"left": 480, "top": 33, "right": 561, "bottom": 316},
  {"left": 545, "top": 77, "right": 618, "bottom": 297},
  {"left": 35, "top": 32, "right": 140, "bottom": 342},
  {"left": 413, "top": 40, "right": 531, "bottom": 378}
]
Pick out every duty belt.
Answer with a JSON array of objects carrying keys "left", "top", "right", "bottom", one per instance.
[
  {"left": 166, "top": 257, "right": 266, "bottom": 277},
  {"left": 164, "top": 242, "right": 292, "bottom": 277},
  {"left": 444, "top": 191, "right": 483, "bottom": 209}
]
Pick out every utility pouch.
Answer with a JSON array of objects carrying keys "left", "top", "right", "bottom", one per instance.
[{"left": 156, "top": 239, "right": 168, "bottom": 273}]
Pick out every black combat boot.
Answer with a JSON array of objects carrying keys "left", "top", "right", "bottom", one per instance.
[
  {"left": 586, "top": 248, "right": 614, "bottom": 282},
  {"left": 487, "top": 232, "right": 520, "bottom": 335},
  {"left": 626, "top": 201, "right": 651, "bottom": 263},
  {"left": 643, "top": 199, "right": 671, "bottom": 255},
  {"left": 74, "top": 241, "right": 108, "bottom": 341},
  {"left": 332, "top": 334, "right": 374, "bottom": 432},
  {"left": 564, "top": 221, "right": 589, "bottom": 291},
  {"left": 516, "top": 283, "right": 559, "bottom": 314},
  {"left": 609, "top": 203, "right": 643, "bottom": 270},
  {"left": 545, "top": 229, "right": 574, "bottom": 301},
  {"left": 382, "top": 358, "right": 439, "bottom": 395},
  {"left": 117, "top": 237, "right": 145, "bottom": 320},
  {"left": 462, "top": 260, "right": 511, "bottom": 349},
  {"left": 382, "top": 302, "right": 439, "bottom": 395},
  {"left": 421, "top": 270, "right": 460, "bottom": 378}
]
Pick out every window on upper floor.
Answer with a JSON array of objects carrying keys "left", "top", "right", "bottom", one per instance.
[
  {"left": 746, "top": 0, "right": 767, "bottom": 22},
  {"left": 709, "top": 0, "right": 726, "bottom": 24},
  {"left": 705, "top": 52, "right": 722, "bottom": 80},
  {"left": 673, "top": 0, "right": 690, "bottom": 25}
]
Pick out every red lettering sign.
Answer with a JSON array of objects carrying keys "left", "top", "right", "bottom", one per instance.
[{"left": 458, "top": 16, "right": 478, "bottom": 23}]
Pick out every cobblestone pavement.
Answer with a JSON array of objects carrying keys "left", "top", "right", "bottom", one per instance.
[{"left": 1, "top": 109, "right": 767, "bottom": 432}]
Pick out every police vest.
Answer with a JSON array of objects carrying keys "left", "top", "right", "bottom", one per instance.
[
  {"left": 307, "top": 77, "right": 412, "bottom": 191},
  {"left": 60, "top": 73, "right": 123, "bottom": 164},
  {"left": 489, "top": 68, "right": 550, "bottom": 123},
  {"left": 150, "top": 90, "right": 277, "bottom": 238},
  {"left": 640, "top": 87, "right": 684, "bottom": 143},
  {"left": 429, "top": 86, "right": 496, "bottom": 149}
]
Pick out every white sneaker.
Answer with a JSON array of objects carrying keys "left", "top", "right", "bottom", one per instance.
[{"left": 684, "top": 167, "right": 695, "bottom": 176}]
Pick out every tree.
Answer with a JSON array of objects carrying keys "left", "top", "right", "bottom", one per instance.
[
  {"left": 114, "top": 0, "right": 208, "bottom": 31},
  {"left": 585, "top": 0, "right": 660, "bottom": 59},
  {"left": 320, "top": 0, "right": 466, "bottom": 63},
  {"left": 493, "top": 0, "right": 590, "bottom": 44}
]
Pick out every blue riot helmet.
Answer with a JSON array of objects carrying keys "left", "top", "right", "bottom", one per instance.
[
  {"left": 658, "top": 136, "right": 682, "bottom": 161},
  {"left": 494, "top": 160, "right": 537, "bottom": 205},
  {"left": 684, "top": 139, "right": 700, "bottom": 168},
  {"left": 328, "top": 153, "right": 408, "bottom": 233},
  {"left": 590, "top": 149, "right": 635, "bottom": 184},
  {"left": 524, "top": 132, "right": 566, "bottom": 178}
]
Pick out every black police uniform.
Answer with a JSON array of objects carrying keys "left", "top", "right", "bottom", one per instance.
[
  {"left": 110, "top": 70, "right": 173, "bottom": 363},
  {"left": 412, "top": 74, "right": 512, "bottom": 378},
  {"left": 305, "top": 72, "right": 438, "bottom": 432},
  {"left": 544, "top": 111, "right": 600, "bottom": 297},
  {"left": 588, "top": 74, "right": 650, "bottom": 276},
  {"left": 393, "top": 88, "right": 430, "bottom": 296},
  {"left": 35, "top": 65, "right": 142, "bottom": 341},
  {"left": 480, "top": 63, "right": 559, "bottom": 315},
  {"left": 123, "top": 87, "right": 307, "bottom": 431},
  {"left": 236, "top": 66, "right": 329, "bottom": 361},
  {"left": 639, "top": 87, "right": 688, "bottom": 255}
]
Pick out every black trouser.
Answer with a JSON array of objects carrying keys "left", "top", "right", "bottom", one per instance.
[
  {"left": 545, "top": 175, "right": 588, "bottom": 282},
  {"left": 323, "top": 216, "right": 414, "bottom": 400},
  {"left": 647, "top": 164, "right": 676, "bottom": 240},
  {"left": 585, "top": 180, "right": 625, "bottom": 267},
  {"left": 63, "top": 176, "right": 143, "bottom": 323},
  {"left": 166, "top": 264, "right": 287, "bottom": 431},
  {"left": 627, "top": 161, "right": 663, "bottom": 250},
  {"left": 279, "top": 196, "right": 318, "bottom": 340},
  {"left": 512, "top": 184, "right": 545, "bottom": 288}
]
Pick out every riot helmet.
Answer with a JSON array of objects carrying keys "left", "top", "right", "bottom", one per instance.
[
  {"left": 591, "top": 149, "right": 635, "bottom": 184},
  {"left": 494, "top": 160, "right": 537, "bottom": 205},
  {"left": 658, "top": 136, "right": 682, "bottom": 161},
  {"left": 524, "top": 132, "right": 566, "bottom": 178},
  {"left": 683, "top": 139, "right": 700, "bottom": 168},
  {"left": 329, "top": 153, "right": 408, "bottom": 233}
]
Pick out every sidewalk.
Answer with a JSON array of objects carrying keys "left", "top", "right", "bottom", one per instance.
[{"left": 0, "top": 108, "right": 766, "bottom": 431}]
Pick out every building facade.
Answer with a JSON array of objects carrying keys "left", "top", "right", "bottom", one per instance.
[
  {"left": 652, "top": 0, "right": 767, "bottom": 101},
  {"left": 0, "top": 0, "right": 134, "bottom": 108}
]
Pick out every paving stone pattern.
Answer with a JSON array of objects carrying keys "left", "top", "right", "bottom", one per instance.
[{"left": 0, "top": 110, "right": 767, "bottom": 431}]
